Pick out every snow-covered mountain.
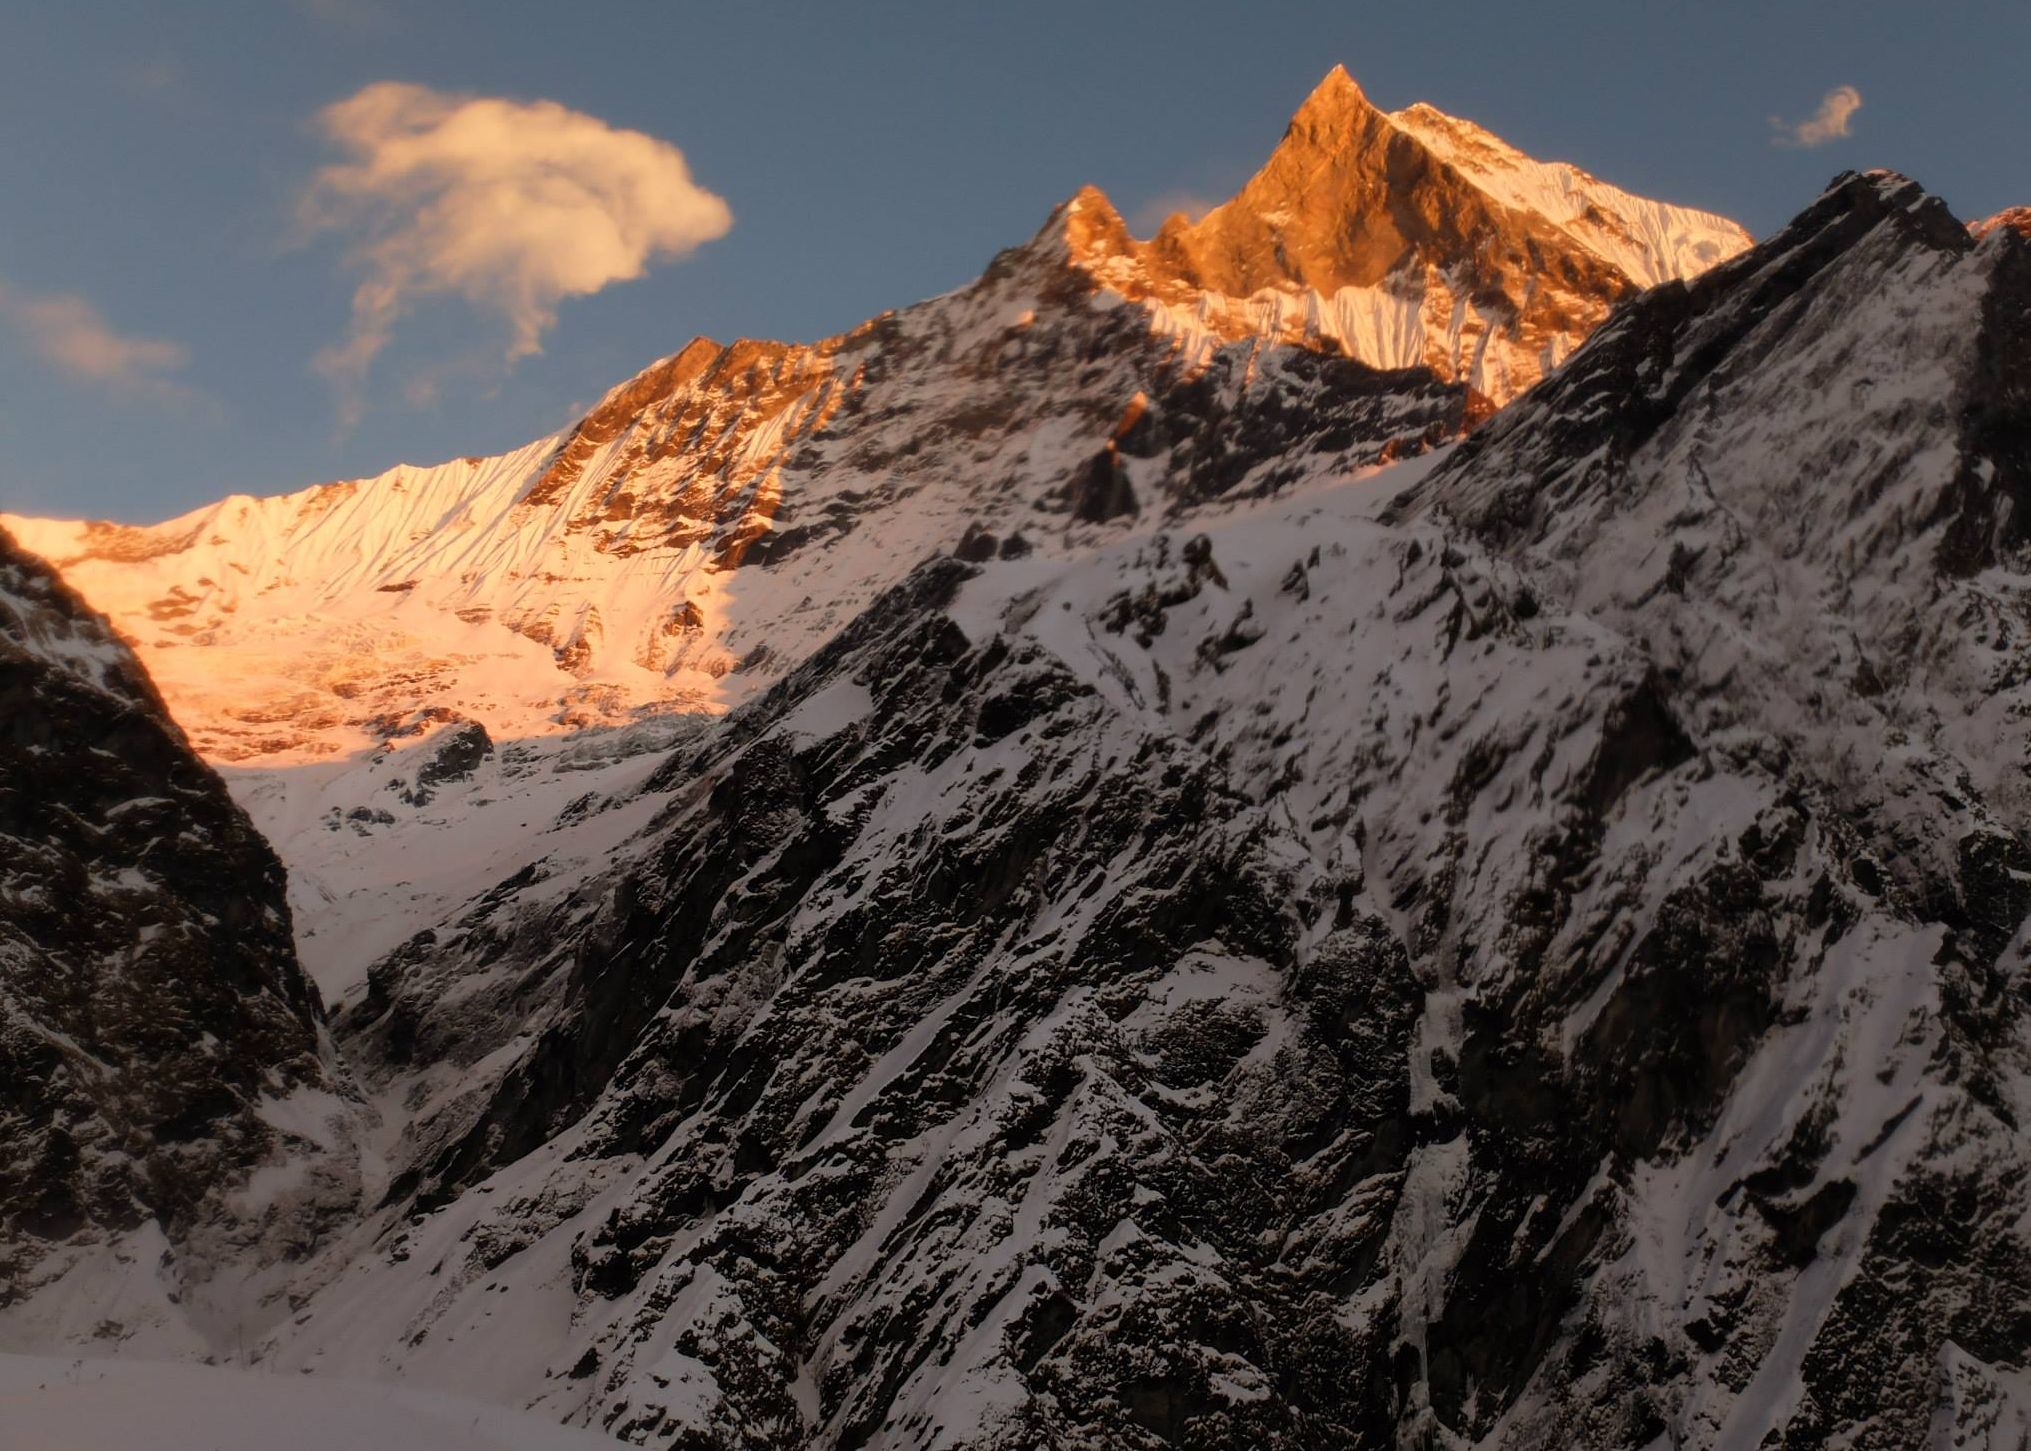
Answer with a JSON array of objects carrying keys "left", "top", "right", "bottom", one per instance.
[
  {"left": 2, "top": 68, "right": 1744, "bottom": 776},
  {"left": 12, "top": 65, "right": 2025, "bottom": 1451},
  {"left": 1090, "top": 67, "right": 1747, "bottom": 396},
  {"left": 229, "top": 167, "right": 2020, "bottom": 1448},
  {"left": 2, "top": 70, "right": 1748, "bottom": 1029},
  {"left": 1, "top": 165, "right": 2004, "bottom": 1448}
]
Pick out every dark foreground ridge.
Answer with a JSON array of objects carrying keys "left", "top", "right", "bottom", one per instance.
[{"left": 0, "top": 526, "right": 356, "bottom": 1324}]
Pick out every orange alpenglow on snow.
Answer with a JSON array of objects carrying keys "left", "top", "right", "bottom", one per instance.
[{"left": 3, "top": 68, "right": 1749, "bottom": 775}]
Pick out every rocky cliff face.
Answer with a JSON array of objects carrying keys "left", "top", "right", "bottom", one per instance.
[
  {"left": 1375, "top": 171, "right": 2031, "bottom": 1443},
  {"left": 0, "top": 527, "right": 359, "bottom": 1351},
  {"left": 214, "top": 172, "right": 2031, "bottom": 1448}
]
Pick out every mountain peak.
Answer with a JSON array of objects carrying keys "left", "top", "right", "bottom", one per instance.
[
  {"left": 1050, "top": 183, "right": 1135, "bottom": 265},
  {"left": 1800, "top": 169, "right": 1972, "bottom": 256},
  {"left": 1290, "top": 63, "right": 1374, "bottom": 126},
  {"left": 1150, "top": 69, "right": 1747, "bottom": 299},
  {"left": 1000, "top": 68, "right": 1747, "bottom": 408}
]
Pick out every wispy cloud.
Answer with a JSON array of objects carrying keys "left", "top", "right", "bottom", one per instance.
[
  {"left": 0, "top": 280, "right": 205, "bottom": 407},
  {"left": 300, "top": 81, "right": 733, "bottom": 429},
  {"left": 1773, "top": 86, "right": 1863, "bottom": 148},
  {"left": 1129, "top": 190, "right": 1220, "bottom": 238}
]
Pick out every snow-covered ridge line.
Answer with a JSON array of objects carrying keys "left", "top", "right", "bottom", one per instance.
[
  {"left": 1062, "top": 66, "right": 1751, "bottom": 400},
  {"left": 1385, "top": 97, "right": 1749, "bottom": 287},
  {"left": 1, "top": 67, "right": 1747, "bottom": 775}
]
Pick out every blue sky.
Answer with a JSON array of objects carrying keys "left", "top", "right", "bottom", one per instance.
[{"left": 3, "top": 0, "right": 2025, "bottom": 522}]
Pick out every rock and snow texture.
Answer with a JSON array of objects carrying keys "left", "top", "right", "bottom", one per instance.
[
  {"left": 7, "top": 67, "right": 2020, "bottom": 1451},
  {"left": 1090, "top": 67, "right": 1751, "bottom": 402},
  {"left": 137, "top": 171, "right": 2018, "bottom": 1448},
  {"left": 0, "top": 67, "right": 1742, "bottom": 783},
  {"left": 0, "top": 527, "right": 359, "bottom": 1353}
]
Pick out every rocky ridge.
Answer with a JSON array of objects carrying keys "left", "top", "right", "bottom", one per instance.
[
  {"left": 1079, "top": 67, "right": 1749, "bottom": 403},
  {"left": 2, "top": 69, "right": 1743, "bottom": 774}
]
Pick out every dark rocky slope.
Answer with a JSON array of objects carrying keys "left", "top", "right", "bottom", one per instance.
[{"left": 0, "top": 526, "right": 357, "bottom": 1345}]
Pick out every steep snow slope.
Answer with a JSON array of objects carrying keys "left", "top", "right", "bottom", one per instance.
[
  {"left": 158, "top": 172, "right": 2024, "bottom": 1448},
  {"left": 0, "top": 527, "right": 361, "bottom": 1355},
  {"left": 1386, "top": 100, "right": 1746, "bottom": 288},
  {"left": 222, "top": 713, "right": 705, "bottom": 1003}
]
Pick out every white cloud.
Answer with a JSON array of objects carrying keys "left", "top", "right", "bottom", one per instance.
[
  {"left": 1773, "top": 86, "right": 1863, "bottom": 148},
  {"left": 301, "top": 82, "right": 733, "bottom": 426},
  {"left": 0, "top": 281, "right": 199, "bottom": 403}
]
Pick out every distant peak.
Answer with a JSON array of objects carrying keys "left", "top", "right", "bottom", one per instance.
[
  {"left": 1016, "top": 66, "right": 1749, "bottom": 344},
  {"left": 1051, "top": 184, "right": 1134, "bottom": 263},
  {"left": 1066, "top": 183, "right": 1117, "bottom": 214},
  {"left": 1291, "top": 64, "right": 1375, "bottom": 125}
]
